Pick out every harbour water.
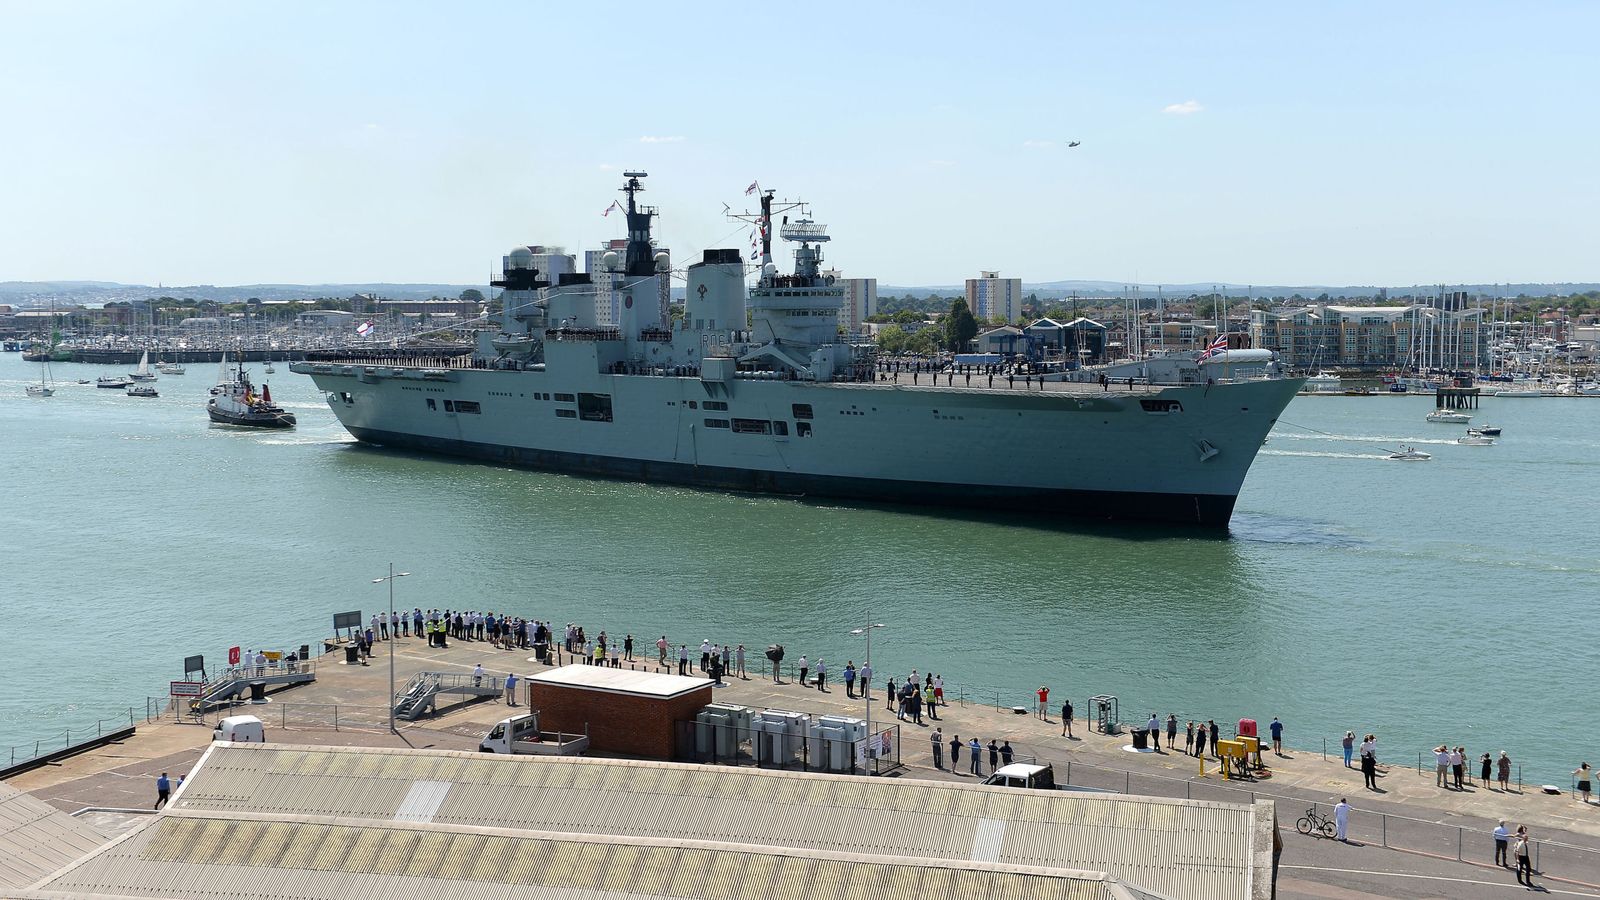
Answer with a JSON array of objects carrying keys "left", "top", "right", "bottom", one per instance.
[{"left": 1, "top": 350, "right": 1595, "bottom": 780}]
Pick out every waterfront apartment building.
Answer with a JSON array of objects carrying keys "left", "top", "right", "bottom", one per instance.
[
  {"left": 585, "top": 239, "right": 670, "bottom": 325},
  {"left": 1250, "top": 299, "right": 1486, "bottom": 370},
  {"left": 1140, "top": 320, "right": 1217, "bottom": 354},
  {"left": 822, "top": 269, "right": 878, "bottom": 332},
  {"left": 965, "top": 271, "right": 1023, "bottom": 323}
]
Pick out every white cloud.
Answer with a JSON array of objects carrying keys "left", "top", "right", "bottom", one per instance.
[
  {"left": 638, "top": 135, "right": 685, "bottom": 143},
  {"left": 1162, "top": 100, "right": 1204, "bottom": 115},
  {"left": 1022, "top": 139, "right": 1055, "bottom": 148}
]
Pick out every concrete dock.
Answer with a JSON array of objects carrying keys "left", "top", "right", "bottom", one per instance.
[{"left": 12, "top": 633, "right": 1600, "bottom": 899}]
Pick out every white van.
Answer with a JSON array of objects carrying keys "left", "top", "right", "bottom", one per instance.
[{"left": 213, "top": 715, "right": 266, "bottom": 743}]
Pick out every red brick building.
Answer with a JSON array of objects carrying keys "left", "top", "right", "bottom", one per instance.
[{"left": 526, "top": 666, "right": 712, "bottom": 760}]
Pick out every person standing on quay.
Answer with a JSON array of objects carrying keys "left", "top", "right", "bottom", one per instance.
[
  {"left": 623, "top": 634, "right": 633, "bottom": 662},
  {"left": 987, "top": 739, "right": 1000, "bottom": 772},
  {"left": 969, "top": 737, "right": 983, "bottom": 776},
  {"left": 1036, "top": 686, "right": 1050, "bottom": 720},
  {"left": 1360, "top": 734, "right": 1379, "bottom": 791},
  {"left": 1147, "top": 713, "right": 1161, "bottom": 751},
  {"left": 1493, "top": 820, "right": 1511, "bottom": 867},
  {"left": 657, "top": 635, "right": 669, "bottom": 666},
  {"left": 924, "top": 682, "right": 938, "bottom": 721},
  {"left": 1576, "top": 763, "right": 1595, "bottom": 804},
  {"left": 950, "top": 733, "right": 962, "bottom": 773},
  {"left": 1498, "top": 751, "right": 1512, "bottom": 791},
  {"left": 796, "top": 655, "right": 809, "bottom": 687},
  {"left": 1435, "top": 745, "right": 1451, "bottom": 788},
  {"left": 1061, "top": 699, "right": 1074, "bottom": 738},
  {"left": 931, "top": 727, "right": 944, "bottom": 769},
  {"left": 503, "top": 672, "right": 518, "bottom": 706},
  {"left": 1451, "top": 746, "right": 1465, "bottom": 790},
  {"left": 1514, "top": 826, "right": 1535, "bottom": 886},
  {"left": 859, "top": 662, "right": 872, "bottom": 701},
  {"left": 1333, "top": 798, "right": 1350, "bottom": 842},
  {"left": 814, "top": 659, "right": 827, "bottom": 692},
  {"left": 844, "top": 661, "right": 857, "bottom": 698},
  {"left": 735, "top": 644, "right": 746, "bottom": 679},
  {"left": 1342, "top": 731, "right": 1355, "bottom": 768},
  {"left": 1481, "top": 752, "right": 1493, "bottom": 789},
  {"left": 1269, "top": 717, "right": 1283, "bottom": 756},
  {"left": 1208, "top": 720, "right": 1220, "bottom": 757},
  {"left": 1186, "top": 721, "right": 1196, "bottom": 755},
  {"left": 1166, "top": 715, "right": 1178, "bottom": 750},
  {"left": 678, "top": 644, "right": 689, "bottom": 677}
]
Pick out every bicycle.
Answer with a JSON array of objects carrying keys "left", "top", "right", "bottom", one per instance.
[{"left": 1295, "top": 806, "right": 1336, "bottom": 838}]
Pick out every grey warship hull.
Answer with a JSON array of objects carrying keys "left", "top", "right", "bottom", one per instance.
[{"left": 294, "top": 361, "right": 1300, "bottom": 528}]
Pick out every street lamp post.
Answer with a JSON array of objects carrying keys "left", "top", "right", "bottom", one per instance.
[
  {"left": 849, "top": 622, "right": 885, "bottom": 774},
  {"left": 372, "top": 564, "right": 410, "bottom": 735}
]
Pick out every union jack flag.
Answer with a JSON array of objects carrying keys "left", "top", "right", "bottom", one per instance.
[
  {"left": 1199, "top": 336, "right": 1229, "bottom": 360},
  {"left": 745, "top": 181, "right": 759, "bottom": 195}
]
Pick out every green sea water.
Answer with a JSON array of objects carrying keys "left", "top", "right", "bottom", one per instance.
[{"left": 1, "top": 351, "right": 1594, "bottom": 780}]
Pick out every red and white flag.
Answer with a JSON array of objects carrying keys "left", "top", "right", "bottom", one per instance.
[
  {"left": 602, "top": 200, "right": 620, "bottom": 217},
  {"left": 355, "top": 320, "right": 375, "bottom": 337},
  {"left": 1199, "top": 336, "right": 1228, "bottom": 359},
  {"left": 745, "top": 181, "right": 759, "bottom": 195}
]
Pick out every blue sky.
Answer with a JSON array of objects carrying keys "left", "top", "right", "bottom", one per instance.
[{"left": 1, "top": 1, "right": 1595, "bottom": 287}]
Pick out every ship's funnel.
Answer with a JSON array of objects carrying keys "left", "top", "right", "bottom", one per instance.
[{"left": 686, "top": 249, "right": 746, "bottom": 334}]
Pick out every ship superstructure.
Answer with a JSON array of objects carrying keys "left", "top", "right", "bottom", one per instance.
[{"left": 293, "top": 174, "right": 1301, "bottom": 527}]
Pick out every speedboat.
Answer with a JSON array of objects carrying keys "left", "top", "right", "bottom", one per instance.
[
  {"left": 1468, "top": 425, "right": 1502, "bottom": 437},
  {"left": 1425, "top": 410, "right": 1472, "bottom": 424},
  {"left": 1388, "top": 446, "right": 1432, "bottom": 461},
  {"left": 1456, "top": 433, "right": 1494, "bottom": 446},
  {"left": 96, "top": 375, "right": 132, "bottom": 389},
  {"left": 126, "top": 384, "right": 159, "bottom": 398}
]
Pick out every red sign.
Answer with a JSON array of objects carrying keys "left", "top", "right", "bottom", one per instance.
[
  {"left": 169, "top": 681, "right": 203, "bottom": 697},
  {"left": 228, "top": 646, "right": 241, "bottom": 665}
]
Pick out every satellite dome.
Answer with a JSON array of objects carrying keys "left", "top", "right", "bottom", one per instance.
[
  {"left": 654, "top": 251, "right": 670, "bottom": 272},
  {"left": 508, "top": 247, "right": 534, "bottom": 268},
  {"left": 762, "top": 263, "right": 778, "bottom": 278},
  {"left": 601, "top": 251, "right": 620, "bottom": 271}
]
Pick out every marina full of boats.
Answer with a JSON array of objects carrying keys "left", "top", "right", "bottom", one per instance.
[{"left": 17, "top": 352, "right": 297, "bottom": 430}]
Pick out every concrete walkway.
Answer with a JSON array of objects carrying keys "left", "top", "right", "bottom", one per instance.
[{"left": 13, "top": 634, "right": 1600, "bottom": 899}]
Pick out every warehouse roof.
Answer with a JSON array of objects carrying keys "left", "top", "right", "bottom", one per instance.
[
  {"left": 0, "top": 782, "right": 108, "bottom": 891},
  {"left": 28, "top": 809, "right": 1150, "bottom": 900},
  {"left": 150, "top": 743, "right": 1269, "bottom": 900},
  {"left": 526, "top": 664, "right": 711, "bottom": 698}
]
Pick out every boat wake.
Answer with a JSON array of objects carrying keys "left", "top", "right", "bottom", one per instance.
[
  {"left": 1260, "top": 449, "right": 1388, "bottom": 460},
  {"left": 1229, "top": 512, "right": 1364, "bottom": 546},
  {"left": 257, "top": 433, "right": 357, "bottom": 446},
  {"left": 1271, "top": 432, "right": 1456, "bottom": 446}
]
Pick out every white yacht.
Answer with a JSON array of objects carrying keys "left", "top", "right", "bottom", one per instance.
[
  {"left": 128, "top": 351, "right": 158, "bottom": 382},
  {"left": 1300, "top": 371, "right": 1342, "bottom": 394},
  {"left": 1456, "top": 432, "right": 1494, "bottom": 446},
  {"left": 1425, "top": 409, "right": 1472, "bottom": 424}
]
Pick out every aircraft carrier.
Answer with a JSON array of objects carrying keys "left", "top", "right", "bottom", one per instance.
[{"left": 292, "top": 174, "right": 1301, "bottom": 527}]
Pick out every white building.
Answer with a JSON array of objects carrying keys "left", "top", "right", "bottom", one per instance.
[
  {"left": 965, "top": 271, "right": 1023, "bottom": 323},
  {"left": 585, "top": 239, "right": 669, "bottom": 326},
  {"left": 822, "top": 268, "right": 877, "bottom": 331}
]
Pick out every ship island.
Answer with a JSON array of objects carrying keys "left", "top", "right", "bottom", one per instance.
[{"left": 292, "top": 174, "right": 1303, "bottom": 527}]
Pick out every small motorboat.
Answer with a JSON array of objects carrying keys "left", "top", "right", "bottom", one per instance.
[
  {"left": 96, "top": 375, "right": 132, "bottom": 389},
  {"left": 1426, "top": 410, "right": 1472, "bottom": 424},
  {"left": 1388, "top": 446, "right": 1432, "bottom": 461},
  {"left": 125, "top": 384, "right": 159, "bottom": 398},
  {"left": 1456, "top": 432, "right": 1494, "bottom": 446},
  {"left": 1468, "top": 425, "right": 1501, "bottom": 437}
]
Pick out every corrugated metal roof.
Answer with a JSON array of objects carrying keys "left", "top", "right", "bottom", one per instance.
[
  {"left": 0, "top": 782, "right": 108, "bottom": 890},
  {"left": 162, "top": 744, "right": 1260, "bottom": 900},
  {"left": 31, "top": 810, "right": 1127, "bottom": 900}
]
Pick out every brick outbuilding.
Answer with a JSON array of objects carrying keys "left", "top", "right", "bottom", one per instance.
[{"left": 526, "top": 666, "right": 712, "bottom": 760}]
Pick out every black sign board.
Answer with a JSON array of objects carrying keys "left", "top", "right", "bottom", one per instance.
[
  {"left": 183, "top": 655, "right": 205, "bottom": 677},
  {"left": 332, "top": 610, "right": 362, "bottom": 631}
]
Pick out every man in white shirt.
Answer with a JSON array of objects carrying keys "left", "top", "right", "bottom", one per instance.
[
  {"left": 1493, "top": 820, "right": 1511, "bottom": 866},
  {"left": 1147, "top": 714, "right": 1162, "bottom": 751},
  {"left": 473, "top": 663, "right": 484, "bottom": 687},
  {"left": 1435, "top": 746, "right": 1451, "bottom": 787}
]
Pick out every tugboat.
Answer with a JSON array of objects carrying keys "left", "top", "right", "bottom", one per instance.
[{"left": 207, "top": 356, "right": 296, "bottom": 428}]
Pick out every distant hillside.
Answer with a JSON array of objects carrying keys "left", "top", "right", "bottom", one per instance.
[
  {"left": 0, "top": 281, "right": 490, "bottom": 305},
  {"left": 878, "top": 281, "right": 1600, "bottom": 300}
]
